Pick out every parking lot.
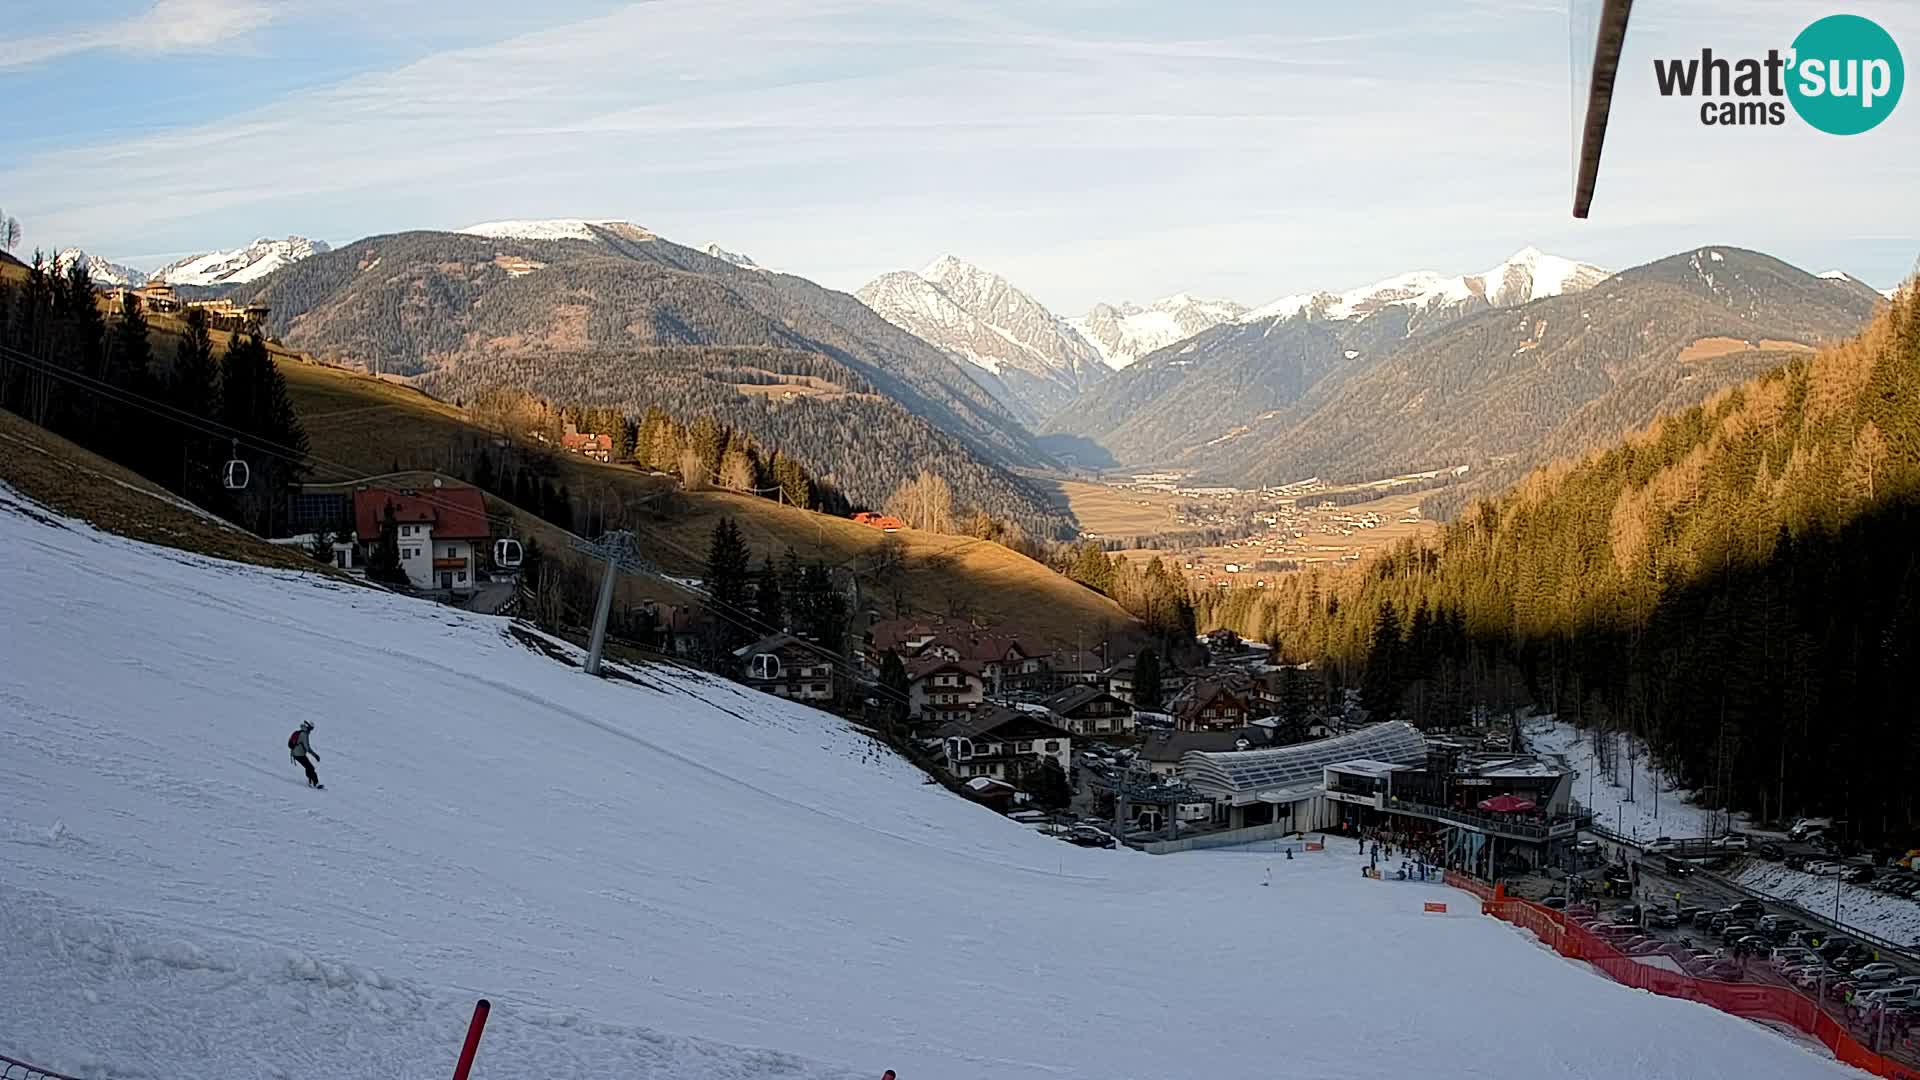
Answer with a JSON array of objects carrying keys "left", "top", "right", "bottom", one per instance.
[{"left": 1508, "top": 841, "right": 1920, "bottom": 1063}]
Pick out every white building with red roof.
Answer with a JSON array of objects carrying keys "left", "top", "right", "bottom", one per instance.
[{"left": 353, "top": 486, "right": 491, "bottom": 593}]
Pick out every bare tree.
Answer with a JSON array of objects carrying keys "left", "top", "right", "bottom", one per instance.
[
  {"left": 886, "top": 470, "right": 955, "bottom": 533},
  {"left": 678, "top": 448, "right": 709, "bottom": 491},
  {"left": 0, "top": 212, "right": 20, "bottom": 252}
]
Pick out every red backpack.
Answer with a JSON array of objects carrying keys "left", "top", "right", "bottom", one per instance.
[{"left": 288, "top": 729, "right": 302, "bottom": 751}]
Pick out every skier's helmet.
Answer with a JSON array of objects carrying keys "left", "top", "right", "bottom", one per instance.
[{"left": 301, "top": 720, "right": 315, "bottom": 732}]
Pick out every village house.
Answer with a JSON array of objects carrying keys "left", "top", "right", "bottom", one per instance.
[
  {"left": 1105, "top": 657, "right": 1137, "bottom": 704},
  {"left": 972, "top": 636, "right": 1049, "bottom": 695},
  {"left": 1049, "top": 649, "right": 1107, "bottom": 689},
  {"left": 1171, "top": 676, "right": 1252, "bottom": 733},
  {"left": 1042, "top": 685, "right": 1135, "bottom": 738},
  {"left": 908, "top": 658, "right": 987, "bottom": 726},
  {"left": 933, "top": 705, "right": 1072, "bottom": 782},
  {"left": 352, "top": 486, "right": 490, "bottom": 594},
  {"left": 560, "top": 426, "right": 614, "bottom": 462},
  {"left": 734, "top": 633, "right": 835, "bottom": 703}
]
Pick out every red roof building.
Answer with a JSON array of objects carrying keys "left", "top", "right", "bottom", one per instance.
[{"left": 352, "top": 487, "right": 490, "bottom": 542}]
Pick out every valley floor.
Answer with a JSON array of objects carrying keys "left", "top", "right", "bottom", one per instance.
[{"left": 0, "top": 486, "right": 1869, "bottom": 1079}]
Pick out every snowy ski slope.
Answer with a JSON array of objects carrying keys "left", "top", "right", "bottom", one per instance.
[{"left": 0, "top": 486, "right": 1865, "bottom": 1079}]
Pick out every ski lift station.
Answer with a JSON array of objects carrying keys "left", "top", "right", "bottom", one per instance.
[{"left": 1172, "top": 722, "right": 1582, "bottom": 869}]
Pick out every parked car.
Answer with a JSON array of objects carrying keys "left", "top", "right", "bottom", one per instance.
[
  {"left": 1772, "top": 949, "right": 1816, "bottom": 968},
  {"left": 1648, "top": 837, "right": 1679, "bottom": 853},
  {"left": 1063, "top": 825, "right": 1117, "bottom": 849},
  {"left": 1541, "top": 895, "right": 1569, "bottom": 910},
  {"left": 1714, "top": 834, "right": 1751, "bottom": 851},
  {"left": 1852, "top": 962, "right": 1900, "bottom": 982},
  {"left": 1663, "top": 855, "right": 1698, "bottom": 876},
  {"left": 1843, "top": 864, "right": 1876, "bottom": 884},
  {"left": 1614, "top": 904, "right": 1643, "bottom": 922},
  {"left": 1757, "top": 841, "right": 1786, "bottom": 861},
  {"left": 1646, "top": 907, "right": 1679, "bottom": 928},
  {"left": 1728, "top": 898, "right": 1763, "bottom": 918},
  {"left": 1676, "top": 905, "right": 1705, "bottom": 925},
  {"left": 1789, "top": 817, "right": 1834, "bottom": 840},
  {"left": 1720, "top": 923, "right": 1754, "bottom": 944}
]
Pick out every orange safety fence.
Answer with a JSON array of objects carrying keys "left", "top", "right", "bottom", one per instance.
[{"left": 1461, "top": 883, "right": 1920, "bottom": 1080}]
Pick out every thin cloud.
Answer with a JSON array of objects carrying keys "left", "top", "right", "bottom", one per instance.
[{"left": 0, "top": 0, "right": 276, "bottom": 70}]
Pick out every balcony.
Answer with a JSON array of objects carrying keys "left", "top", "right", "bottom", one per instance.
[{"left": 1381, "top": 797, "right": 1584, "bottom": 842}]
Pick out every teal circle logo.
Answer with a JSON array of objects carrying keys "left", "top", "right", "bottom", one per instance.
[{"left": 1788, "top": 14, "right": 1903, "bottom": 135}]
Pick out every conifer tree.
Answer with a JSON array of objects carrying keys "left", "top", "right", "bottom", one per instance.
[{"left": 1133, "top": 648, "right": 1162, "bottom": 711}]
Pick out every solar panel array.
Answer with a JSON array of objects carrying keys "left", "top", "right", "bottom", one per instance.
[{"left": 1182, "top": 722, "right": 1427, "bottom": 794}]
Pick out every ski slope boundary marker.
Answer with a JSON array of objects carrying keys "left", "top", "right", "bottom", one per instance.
[{"left": 451, "top": 998, "right": 491, "bottom": 1080}]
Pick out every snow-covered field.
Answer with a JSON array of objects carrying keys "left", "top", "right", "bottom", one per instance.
[
  {"left": 1733, "top": 861, "right": 1920, "bottom": 948},
  {"left": 0, "top": 488, "right": 1867, "bottom": 1079},
  {"left": 1524, "top": 714, "right": 1726, "bottom": 841}
]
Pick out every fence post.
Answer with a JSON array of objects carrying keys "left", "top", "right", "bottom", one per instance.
[{"left": 452, "top": 998, "right": 491, "bottom": 1080}]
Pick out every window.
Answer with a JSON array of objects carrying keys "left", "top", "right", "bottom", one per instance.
[
  {"left": 1045, "top": 741, "right": 1060, "bottom": 752},
  {"left": 1017, "top": 741, "right": 1032, "bottom": 753},
  {"left": 446, "top": 547, "right": 457, "bottom": 558},
  {"left": 749, "top": 654, "right": 782, "bottom": 680},
  {"left": 456, "top": 572, "right": 466, "bottom": 583}
]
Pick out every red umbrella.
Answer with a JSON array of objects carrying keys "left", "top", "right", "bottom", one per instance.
[{"left": 1478, "top": 794, "right": 1537, "bottom": 814}]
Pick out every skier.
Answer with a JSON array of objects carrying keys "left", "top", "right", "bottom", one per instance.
[{"left": 288, "top": 720, "right": 323, "bottom": 788}]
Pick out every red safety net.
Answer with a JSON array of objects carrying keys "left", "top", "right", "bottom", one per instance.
[{"left": 1467, "top": 888, "right": 1920, "bottom": 1080}]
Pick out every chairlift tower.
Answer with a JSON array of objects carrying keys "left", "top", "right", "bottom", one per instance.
[{"left": 569, "top": 529, "right": 657, "bottom": 677}]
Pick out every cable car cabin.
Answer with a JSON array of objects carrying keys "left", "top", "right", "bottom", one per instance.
[
  {"left": 733, "top": 633, "right": 835, "bottom": 703},
  {"left": 223, "top": 458, "right": 250, "bottom": 491},
  {"left": 493, "top": 538, "right": 523, "bottom": 570}
]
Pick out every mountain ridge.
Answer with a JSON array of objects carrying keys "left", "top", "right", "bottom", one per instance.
[{"left": 857, "top": 255, "right": 1107, "bottom": 423}]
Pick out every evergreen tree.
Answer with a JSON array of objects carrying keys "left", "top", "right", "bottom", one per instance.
[
  {"left": 1020, "top": 757, "right": 1073, "bottom": 811},
  {"left": 1361, "top": 601, "right": 1404, "bottom": 721},
  {"left": 793, "top": 561, "right": 849, "bottom": 653},
  {"left": 166, "top": 307, "right": 223, "bottom": 502},
  {"left": 878, "top": 649, "right": 910, "bottom": 730},
  {"left": 216, "top": 332, "right": 309, "bottom": 535},
  {"left": 1134, "top": 648, "right": 1162, "bottom": 711},
  {"left": 753, "top": 555, "right": 785, "bottom": 633},
  {"left": 366, "top": 505, "right": 410, "bottom": 586},
  {"left": 704, "top": 516, "right": 753, "bottom": 642}
]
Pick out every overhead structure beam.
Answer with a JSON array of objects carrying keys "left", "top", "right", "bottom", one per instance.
[{"left": 1573, "top": 0, "right": 1635, "bottom": 219}]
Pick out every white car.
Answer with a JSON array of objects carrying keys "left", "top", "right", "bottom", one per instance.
[
  {"left": 1713, "top": 834, "right": 1750, "bottom": 850},
  {"left": 1852, "top": 962, "right": 1899, "bottom": 983}
]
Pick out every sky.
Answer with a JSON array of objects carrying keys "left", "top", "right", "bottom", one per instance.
[{"left": 2, "top": 0, "right": 1915, "bottom": 311}]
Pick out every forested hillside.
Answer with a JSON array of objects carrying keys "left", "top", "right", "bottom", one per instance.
[
  {"left": 1054, "top": 248, "right": 1879, "bottom": 497},
  {"left": 234, "top": 228, "right": 1070, "bottom": 537},
  {"left": 1228, "top": 248, "right": 1881, "bottom": 489},
  {"left": 1202, "top": 287, "right": 1920, "bottom": 841}
]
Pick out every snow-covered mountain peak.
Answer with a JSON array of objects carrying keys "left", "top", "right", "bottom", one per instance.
[
  {"left": 859, "top": 257, "right": 1106, "bottom": 419},
  {"left": 54, "top": 249, "right": 147, "bottom": 287},
  {"left": 152, "top": 236, "right": 329, "bottom": 286},
  {"left": 459, "top": 219, "right": 615, "bottom": 242},
  {"left": 1239, "top": 248, "right": 1610, "bottom": 329},
  {"left": 703, "top": 243, "right": 766, "bottom": 272},
  {"left": 1072, "top": 292, "right": 1248, "bottom": 369}
]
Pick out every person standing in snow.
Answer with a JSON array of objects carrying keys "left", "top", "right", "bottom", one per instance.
[{"left": 288, "top": 720, "right": 322, "bottom": 788}]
